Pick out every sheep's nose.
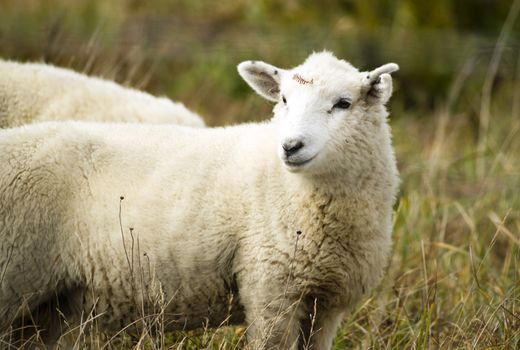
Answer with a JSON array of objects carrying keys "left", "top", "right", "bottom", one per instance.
[{"left": 282, "top": 139, "right": 304, "bottom": 157}]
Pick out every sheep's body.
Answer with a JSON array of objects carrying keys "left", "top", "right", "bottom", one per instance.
[
  {"left": 0, "top": 52, "right": 398, "bottom": 349},
  {"left": 0, "top": 60, "right": 204, "bottom": 127}
]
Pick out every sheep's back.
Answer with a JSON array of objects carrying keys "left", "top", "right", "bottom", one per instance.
[{"left": 0, "top": 60, "right": 205, "bottom": 127}]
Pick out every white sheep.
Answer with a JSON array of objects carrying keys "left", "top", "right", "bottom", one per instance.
[
  {"left": 0, "top": 59, "right": 204, "bottom": 127},
  {"left": 0, "top": 51, "right": 399, "bottom": 349}
]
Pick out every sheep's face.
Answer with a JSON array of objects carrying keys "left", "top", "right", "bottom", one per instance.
[{"left": 238, "top": 52, "right": 398, "bottom": 175}]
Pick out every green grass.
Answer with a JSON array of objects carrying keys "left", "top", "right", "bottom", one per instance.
[{"left": 0, "top": 1, "right": 519, "bottom": 348}]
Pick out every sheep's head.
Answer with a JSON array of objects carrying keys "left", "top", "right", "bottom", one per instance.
[{"left": 238, "top": 51, "right": 398, "bottom": 175}]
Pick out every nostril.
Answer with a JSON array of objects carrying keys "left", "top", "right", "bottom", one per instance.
[{"left": 283, "top": 140, "right": 304, "bottom": 156}]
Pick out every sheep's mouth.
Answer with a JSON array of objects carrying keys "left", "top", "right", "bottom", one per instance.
[{"left": 283, "top": 154, "right": 316, "bottom": 169}]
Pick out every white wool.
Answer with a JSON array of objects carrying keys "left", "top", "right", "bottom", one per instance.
[
  {"left": 0, "top": 52, "right": 399, "bottom": 349},
  {"left": 0, "top": 60, "right": 204, "bottom": 127}
]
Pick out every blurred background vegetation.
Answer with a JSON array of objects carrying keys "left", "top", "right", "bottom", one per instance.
[
  {"left": 1, "top": 0, "right": 519, "bottom": 349},
  {"left": 1, "top": 0, "right": 518, "bottom": 124}
]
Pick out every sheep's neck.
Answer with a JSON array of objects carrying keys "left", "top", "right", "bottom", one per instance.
[{"left": 272, "top": 146, "right": 393, "bottom": 240}]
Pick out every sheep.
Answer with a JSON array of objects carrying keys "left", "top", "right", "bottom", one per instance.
[
  {"left": 0, "top": 51, "right": 399, "bottom": 349},
  {"left": 0, "top": 59, "right": 205, "bottom": 127}
]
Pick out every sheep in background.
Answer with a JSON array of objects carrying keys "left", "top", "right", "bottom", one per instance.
[
  {"left": 0, "top": 60, "right": 205, "bottom": 127},
  {"left": 0, "top": 52, "right": 398, "bottom": 349}
]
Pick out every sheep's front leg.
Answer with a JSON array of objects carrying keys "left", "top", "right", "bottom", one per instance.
[
  {"left": 244, "top": 300, "right": 304, "bottom": 350},
  {"left": 237, "top": 242, "right": 308, "bottom": 349},
  {"left": 240, "top": 285, "right": 307, "bottom": 350},
  {"left": 299, "top": 306, "right": 344, "bottom": 350}
]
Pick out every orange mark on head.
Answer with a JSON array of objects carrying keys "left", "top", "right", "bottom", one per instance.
[{"left": 293, "top": 74, "right": 314, "bottom": 85}]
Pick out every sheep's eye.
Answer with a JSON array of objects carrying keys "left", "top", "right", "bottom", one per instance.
[
  {"left": 282, "top": 95, "right": 287, "bottom": 104},
  {"left": 333, "top": 98, "right": 351, "bottom": 110}
]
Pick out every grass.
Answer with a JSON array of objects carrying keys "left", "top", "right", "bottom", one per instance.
[{"left": 1, "top": 1, "right": 519, "bottom": 349}]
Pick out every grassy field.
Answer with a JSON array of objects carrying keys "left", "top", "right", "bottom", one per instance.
[{"left": 1, "top": 0, "right": 519, "bottom": 349}]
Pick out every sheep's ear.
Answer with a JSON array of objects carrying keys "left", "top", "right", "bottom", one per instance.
[
  {"left": 237, "top": 60, "right": 285, "bottom": 102},
  {"left": 363, "top": 63, "right": 399, "bottom": 104}
]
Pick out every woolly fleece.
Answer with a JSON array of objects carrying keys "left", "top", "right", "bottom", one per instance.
[{"left": 0, "top": 60, "right": 204, "bottom": 127}]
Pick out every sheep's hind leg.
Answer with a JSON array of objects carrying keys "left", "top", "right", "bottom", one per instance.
[{"left": 7, "top": 286, "right": 85, "bottom": 348}]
